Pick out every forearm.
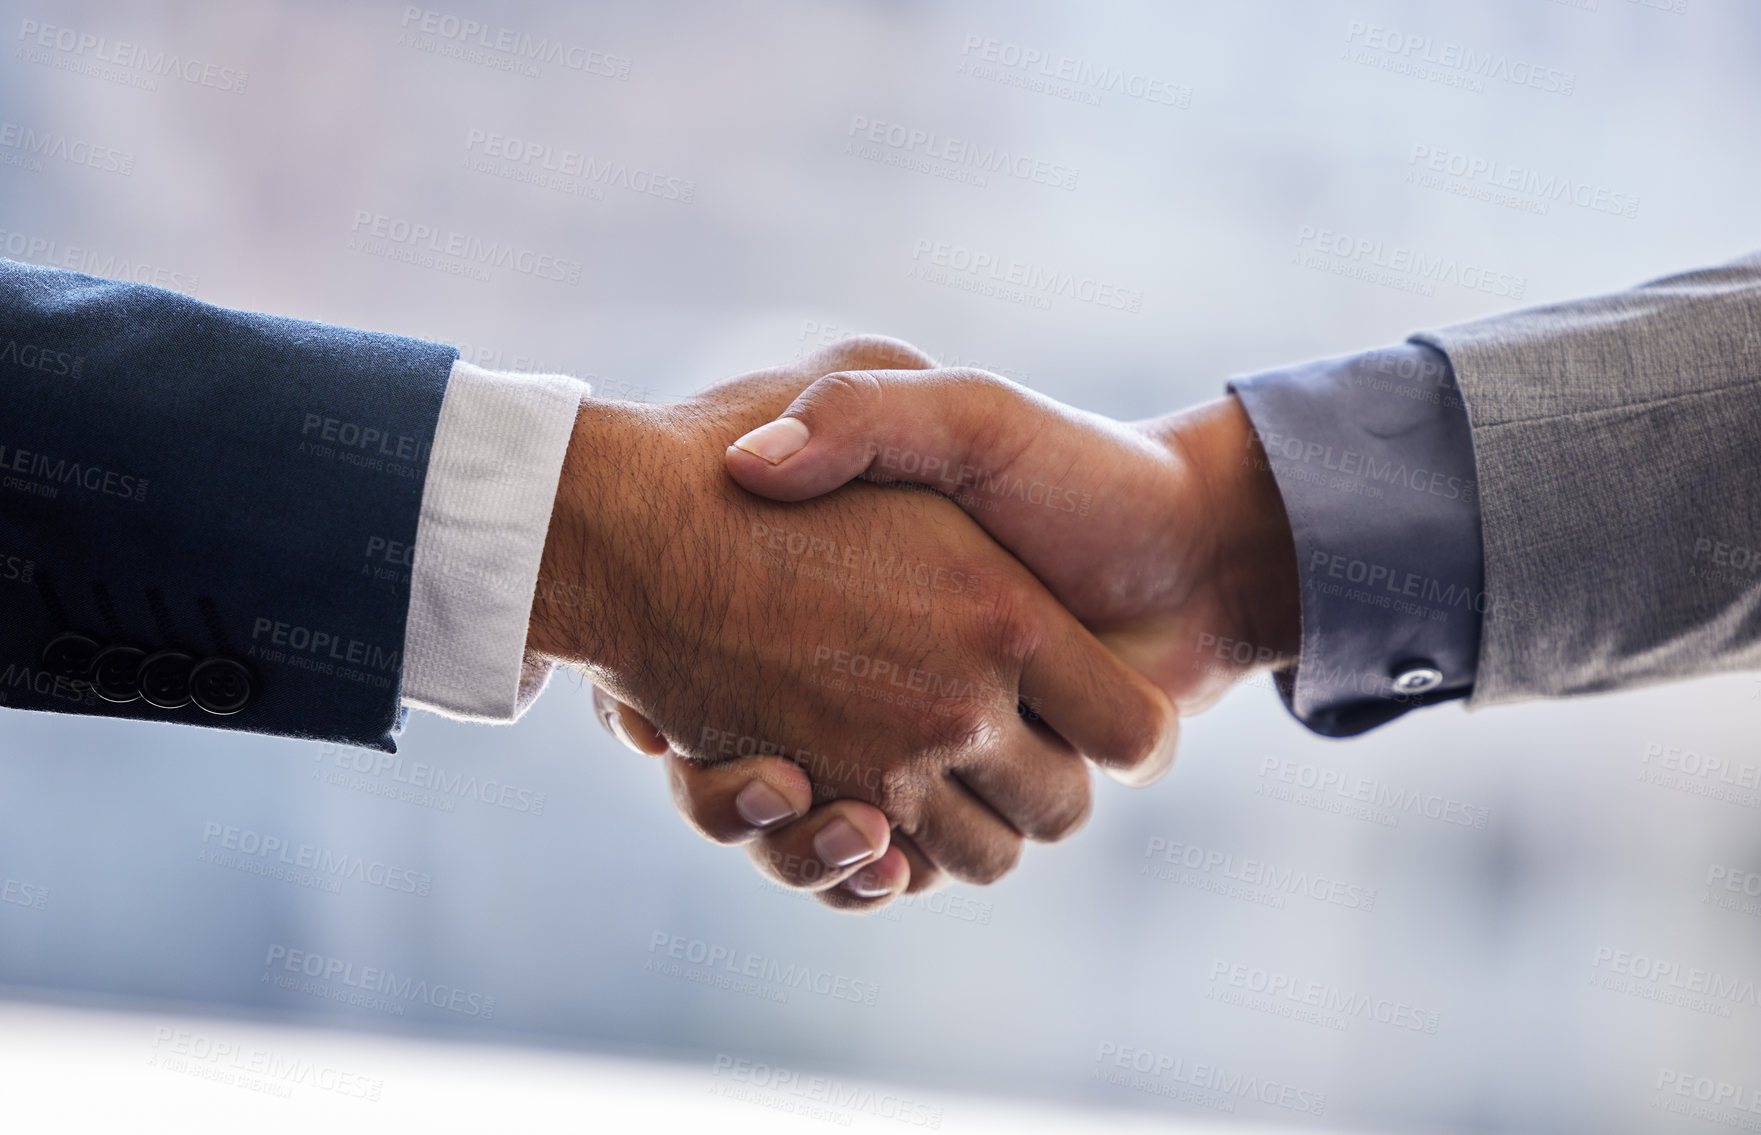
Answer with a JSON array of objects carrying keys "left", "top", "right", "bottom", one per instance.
[{"left": 525, "top": 396, "right": 640, "bottom": 678}]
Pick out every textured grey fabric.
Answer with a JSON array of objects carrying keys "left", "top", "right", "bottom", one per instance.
[{"left": 1412, "top": 253, "right": 1761, "bottom": 707}]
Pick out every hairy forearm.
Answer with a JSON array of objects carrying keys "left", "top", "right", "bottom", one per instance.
[{"left": 526, "top": 397, "right": 644, "bottom": 677}]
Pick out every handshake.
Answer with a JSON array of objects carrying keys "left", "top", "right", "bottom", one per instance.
[{"left": 527, "top": 336, "right": 1303, "bottom": 911}]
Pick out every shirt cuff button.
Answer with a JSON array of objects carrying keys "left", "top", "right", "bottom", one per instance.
[{"left": 1392, "top": 664, "right": 1444, "bottom": 695}]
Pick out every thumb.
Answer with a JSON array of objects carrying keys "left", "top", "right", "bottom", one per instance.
[{"left": 725, "top": 367, "right": 1035, "bottom": 504}]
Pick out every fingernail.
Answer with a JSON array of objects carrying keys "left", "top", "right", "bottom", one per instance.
[
  {"left": 1103, "top": 703, "right": 1179, "bottom": 788},
  {"left": 813, "top": 818, "right": 875, "bottom": 868},
  {"left": 845, "top": 869, "right": 892, "bottom": 899},
  {"left": 734, "top": 781, "right": 797, "bottom": 830},
  {"left": 731, "top": 418, "right": 810, "bottom": 465},
  {"left": 594, "top": 688, "right": 645, "bottom": 755}
]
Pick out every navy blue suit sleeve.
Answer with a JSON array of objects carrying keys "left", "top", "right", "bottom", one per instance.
[
  {"left": 1226, "top": 343, "right": 1484, "bottom": 737},
  {"left": 0, "top": 260, "right": 457, "bottom": 751}
]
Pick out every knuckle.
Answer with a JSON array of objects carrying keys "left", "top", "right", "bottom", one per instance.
[
  {"left": 951, "top": 835, "right": 1022, "bottom": 886},
  {"left": 983, "top": 589, "right": 1044, "bottom": 665},
  {"left": 870, "top": 763, "right": 928, "bottom": 823},
  {"left": 939, "top": 367, "right": 1021, "bottom": 410},
  {"left": 826, "top": 334, "right": 935, "bottom": 371},
  {"left": 939, "top": 365, "right": 1004, "bottom": 390},
  {"left": 799, "top": 369, "right": 883, "bottom": 424},
  {"left": 1027, "top": 778, "right": 1092, "bottom": 843},
  {"left": 911, "top": 700, "right": 996, "bottom": 759}
]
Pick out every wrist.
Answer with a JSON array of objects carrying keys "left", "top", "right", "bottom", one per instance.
[
  {"left": 1168, "top": 395, "right": 1302, "bottom": 665},
  {"left": 527, "top": 396, "right": 654, "bottom": 674}
]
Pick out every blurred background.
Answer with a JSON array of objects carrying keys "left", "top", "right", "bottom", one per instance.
[{"left": 3, "top": 1, "right": 1759, "bottom": 1132}]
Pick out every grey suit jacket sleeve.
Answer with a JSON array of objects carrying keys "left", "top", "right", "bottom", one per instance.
[{"left": 1412, "top": 252, "right": 1761, "bottom": 707}]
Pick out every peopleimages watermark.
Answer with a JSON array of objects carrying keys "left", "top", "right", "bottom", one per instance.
[
  {"left": 1206, "top": 959, "right": 1441, "bottom": 1035},
  {"left": 415, "top": 332, "right": 578, "bottom": 380},
  {"left": 15, "top": 19, "right": 249, "bottom": 94},
  {"left": 846, "top": 114, "right": 1079, "bottom": 191},
  {"left": 1689, "top": 534, "right": 1761, "bottom": 591},
  {"left": 1407, "top": 144, "right": 1640, "bottom": 220},
  {"left": 646, "top": 930, "right": 880, "bottom": 1007},
  {"left": 0, "top": 227, "right": 200, "bottom": 294},
  {"left": 197, "top": 821, "right": 432, "bottom": 897},
  {"left": 1141, "top": 837, "right": 1376, "bottom": 913},
  {"left": 865, "top": 440, "right": 1092, "bottom": 516},
  {"left": 347, "top": 210, "right": 583, "bottom": 286},
  {"left": 1186, "top": 633, "right": 1427, "bottom": 707},
  {"left": 398, "top": 6, "right": 630, "bottom": 80},
  {"left": 1704, "top": 865, "right": 1761, "bottom": 921},
  {"left": 1652, "top": 1069, "right": 1761, "bottom": 1127},
  {"left": 1589, "top": 945, "right": 1757, "bottom": 1019},
  {"left": 1341, "top": 20, "right": 1575, "bottom": 96},
  {"left": 699, "top": 726, "right": 883, "bottom": 803},
  {"left": 1305, "top": 549, "right": 1534, "bottom": 624},
  {"left": 957, "top": 34, "right": 1190, "bottom": 109},
  {"left": 1293, "top": 225, "right": 1527, "bottom": 300},
  {"left": 1252, "top": 425, "right": 1479, "bottom": 503},
  {"left": 0, "top": 121, "right": 134, "bottom": 175},
  {"left": 312, "top": 742, "right": 548, "bottom": 817},
  {"left": 1256, "top": 757, "right": 1491, "bottom": 831},
  {"left": 909, "top": 238, "right": 1142, "bottom": 313},
  {"left": 262, "top": 943, "right": 497, "bottom": 1019},
  {"left": 296, "top": 410, "right": 427, "bottom": 481},
  {"left": 808, "top": 644, "right": 1016, "bottom": 719},
  {"left": 0, "top": 337, "right": 82, "bottom": 377},
  {"left": 747, "top": 519, "right": 982, "bottom": 600},
  {"left": 0, "top": 660, "right": 96, "bottom": 708},
  {"left": 1092, "top": 1042, "right": 1326, "bottom": 1118},
  {"left": 148, "top": 1028, "right": 380, "bottom": 1103},
  {"left": 462, "top": 128, "right": 695, "bottom": 203},
  {"left": 248, "top": 616, "right": 400, "bottom": 692},
  {"left": 709, "top": 1054, "right": 944, "bottom": 1129},
  {"left": 0, "top": 550, "right": 34, "bottom": 584},
  {"left": 0, "top": 441, "right": 148, "bottom": 504},
  {"left": 1, "top": 873, "right": 48, "bottom": 911},
  {"left": 1638, "top": 741, "right": 1761, "bottom": 809}
]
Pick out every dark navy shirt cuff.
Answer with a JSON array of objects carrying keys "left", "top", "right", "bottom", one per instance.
[{"left": 1226, "top": 342, "right": 1484, "bottom": 737}]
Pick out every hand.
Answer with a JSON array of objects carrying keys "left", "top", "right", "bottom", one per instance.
[
  {"left": 532, "top": 342, "right": 1177, "bottom": 908},
  {"left": 720, "top": 366, "right": 1302, "bottom": 713}
]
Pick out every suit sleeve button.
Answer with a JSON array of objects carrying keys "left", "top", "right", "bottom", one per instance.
[
  {"left": 91, "top": 645, "right": 147, "bottom": 703},
  {"left": 41, "top": 632, "right": 101, "bottom": 678},
  {"left": 139, "top": 650, "right": 196, "bottom": 709},
  {"left": 189, "top": 657, "right": 254, "bottom": 715}
]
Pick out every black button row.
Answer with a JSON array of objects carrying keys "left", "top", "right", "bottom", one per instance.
[{"left": 41, "top": 632, "right": 254, "bottom": 715}]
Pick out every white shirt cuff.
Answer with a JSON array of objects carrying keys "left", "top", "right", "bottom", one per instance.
[{"left": 399, "top": 359, "right": 588, "bottom": 723}]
